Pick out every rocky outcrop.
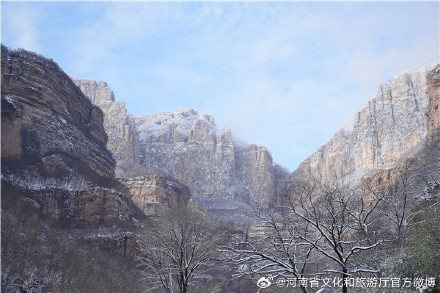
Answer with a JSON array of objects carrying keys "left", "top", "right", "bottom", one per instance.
[
  {"left": 292, "top": 65, "right": 437, "bottom": 186},
  {"left": 72, "top": 78, "right": 141, "bottom": 169},
  {"left": 1, "top": 46, "right": 115, "bottom": 183},
  {"left": 136, "top": 109, "right": 277, "bottom": 207},
  {"left": 427, "top": 65, "right": 440, "bottom": 135},
  {"left": 36, "top": 187, "right": 129, "bottom": 225},
  {"left": 273, "top": 163, "right": 292, "bottom": 206},
  {"left": 1, "top": 46, "right": 132, "bottom": 224},
  {"left": 72, "top": 77, "right": 283, "bottom": 209},
  {"left": 71, "top": 78, "right": 193, "bottom": 214},
  {"left": 71, "top": 79, "right": 115, "bottom": 105},
  {"left": 118, "top": 167, "right": 191, "bottom": 216},
  {"left": 234, "top": 144, "right": 275, "bottom": 205},
  {"left": 84, "top": 232, "right": 139, "bottom": 260},
  {"left": 136, "top": 109, "right": 235, "bottom": 199}
]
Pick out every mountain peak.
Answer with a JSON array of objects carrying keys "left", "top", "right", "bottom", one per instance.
[{"left": 292, "top": 64, "right": 439, "bottom": 185}]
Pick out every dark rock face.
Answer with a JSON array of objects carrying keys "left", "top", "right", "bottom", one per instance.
[
  {"left": 84, "top": 232, "right": 139, "bottom": 260},
  {"left": 1, "top": 46, "right": 133, "bottom": 225},
  {"left": 72, "top": 78, "right": 141, "bottom": 169},
  {"left": 1, "top": 46, "right": 115, "bottom": 184},
  {"left": 37, "top": 187, "right": 130, "bottom": 225},
  {"left": 427, "top": 65, "right": 440, "bottom": 135},
  {"left": 2, "top": 182, "right": 130, "bottom": 225}
]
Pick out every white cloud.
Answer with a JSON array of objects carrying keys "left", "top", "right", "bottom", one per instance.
[
  {"left": 2, "top": 3, "right": 42, "bottom": 52},
  {"left": 2, "top": 2, "right": 438, "bottom": 170}
]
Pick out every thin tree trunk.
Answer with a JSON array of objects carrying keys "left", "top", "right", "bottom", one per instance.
[
  {"left": 300, "top": 285, "right": 308, "bottom": 293},
  {"left": 342, "top": 268, "right": 348, "bottom": 293}
]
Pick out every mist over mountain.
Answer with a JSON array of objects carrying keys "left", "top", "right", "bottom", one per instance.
[
  {"left": 292, "top": 65, "right": 438, "bottom": 185},
  {"left": 2, "top": 45, "right": 439, "bottom": 292},
  {"left": 72, "top": 77, "right": 291, "bottom": 214}
]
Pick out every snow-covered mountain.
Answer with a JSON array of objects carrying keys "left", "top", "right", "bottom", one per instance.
[
  {"left": 72, "top": 78, "right": 290, "bottom": 211},
  {"left": 291, "top": 65, "right": 439, "bottom": 186}
]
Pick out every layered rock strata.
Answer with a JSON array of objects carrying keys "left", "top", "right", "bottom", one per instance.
[
  {"left": 37, "top": 187, "right": 129, "bottom": 225},
  {"left": 72, "top": 78, "right": 141, "bottom": 169},
  {"left": 118, "top": 167, "right": 191, "bottom": 216},
  {"left": 72, "top": 76, "right": 288, "bottom": 208},
  {"left": 1, "top": 46, "right": 115, "bottom": 182},
  {"left": 427, "top": 65, "right": 440, "bottom": 134},
  {"left": 292, "top": 65, "right": 437, "bottom": 186},
  {"left": 1, "top": 46, "right": 132, "bottom": 224}
]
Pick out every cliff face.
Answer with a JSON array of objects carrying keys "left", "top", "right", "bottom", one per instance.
[
  {"left": 1, "top": 46, "right": 132, "bottom": 224},
  {"left": 28, "top": 186, "right": 129, "bottom": 225},
  {"left": 427, "top": 65, "right": 440, "bottom": 134},
  {"left": 233, "top": 143, "right": 275, "bottom": 205},
  {"left": 118, "top": 167, "right": 191, "bottom": 216},
  {"left": 72, "top": 78, "right": 141, "bottom": 169},
  {"left": 1, "top": 47, "right": 115, "bottom": 184},
  {"left": 292, "top": 65, "right": 437, "bottom": 186},
  {"left": 72, "top": 77, "right": 285, "bottom": 208},
  {"left": 134, "top": 109, "right": 278, "bottom": 207},
  {"left": 70, "top": 79, "right": 194, "bottom": 216},
  {"left": 84, "top": 232, "right": 139, "bottom": 260}
]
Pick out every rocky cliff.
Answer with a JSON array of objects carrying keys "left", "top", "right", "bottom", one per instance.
[
  {"left": 118, "top": 167, "right": 191, "bottom": 216},
  {"left": 72, "top": 78, "right": 141, "bottom": 169},
  {"left": 1, "top": 46, "right": 115, "bottom": 184},
  {"left": 136, "top": 109, "right": 277, "bottom": 207},
  {"left": 427, "top": 65, "right": 440, "bottom": 134},
  {"left": 0, "top": 47, "right": 170, "bottom": 292},
  {"left": 292, "top": 65, "right": 439, "bottom": 186},
  {"left": 71, "top": 78, "right": 191, "bottom": 215},
  {"left": 1, "top": 46, "right": 133, "bottom": 224},
  {"left": 72, "top": 77, "right": 288, "bottom": 209}
]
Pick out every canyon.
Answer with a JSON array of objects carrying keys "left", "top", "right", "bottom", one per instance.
[
  {"left": 1, "top": 45, "right": 439, "bottom": 292},
  {"left": 72, "top": 77, "right": 290, "bottom": 213},
  {"left": 3, "top": 44, "right": 438, "bottom": 230}
]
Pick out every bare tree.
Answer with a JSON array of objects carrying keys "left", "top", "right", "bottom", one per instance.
[
  {"left": 374, "top": 162, "right": 439, "bottom": 245},
  {"left": 289, "top": 180, "right": 386, "bottom": 293},
  {"left": 224, "top": 209, "right": 316, "bottom": 293},
  {"left": 137, "top": 207, "right": 223, "bottom": 293},
  {"left": 225, "top": 179, "right": 387, "bottom": 293}
]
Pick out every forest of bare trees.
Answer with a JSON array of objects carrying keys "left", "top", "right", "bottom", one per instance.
[{"left": 221, "top": 167, "right": 440, "bottom": 293}]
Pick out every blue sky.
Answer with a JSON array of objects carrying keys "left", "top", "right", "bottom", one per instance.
[{"left": 2, "top": 1, "right": 439, "bottom": 171}]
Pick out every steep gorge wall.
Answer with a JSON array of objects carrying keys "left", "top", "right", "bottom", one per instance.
[
  {"left": 292, "top": 65, "right": 437, "bottom": 186},
  {"left": 136, "top": 109, "right": 277, "bottom": 206},
  {"left": 71, "top": 79, "right": 191, "bottom": 213},
  {"left": 73, "top": 78, "right": 141, "bottom": 169},
  {"left": 1, "top": 46, "right": 115, "bottom": 183},
  {"left": 1, "top": 46, "right": 132, "bottom": 225},
  {"left": 72, "top": 78, "right": 288, "bottom": 208},
  {"left": 427, "top": 65, "right": 440, "bottom": 134},
  {"left": 118, "top": 167, "right": 191, "bottom": 216}
]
